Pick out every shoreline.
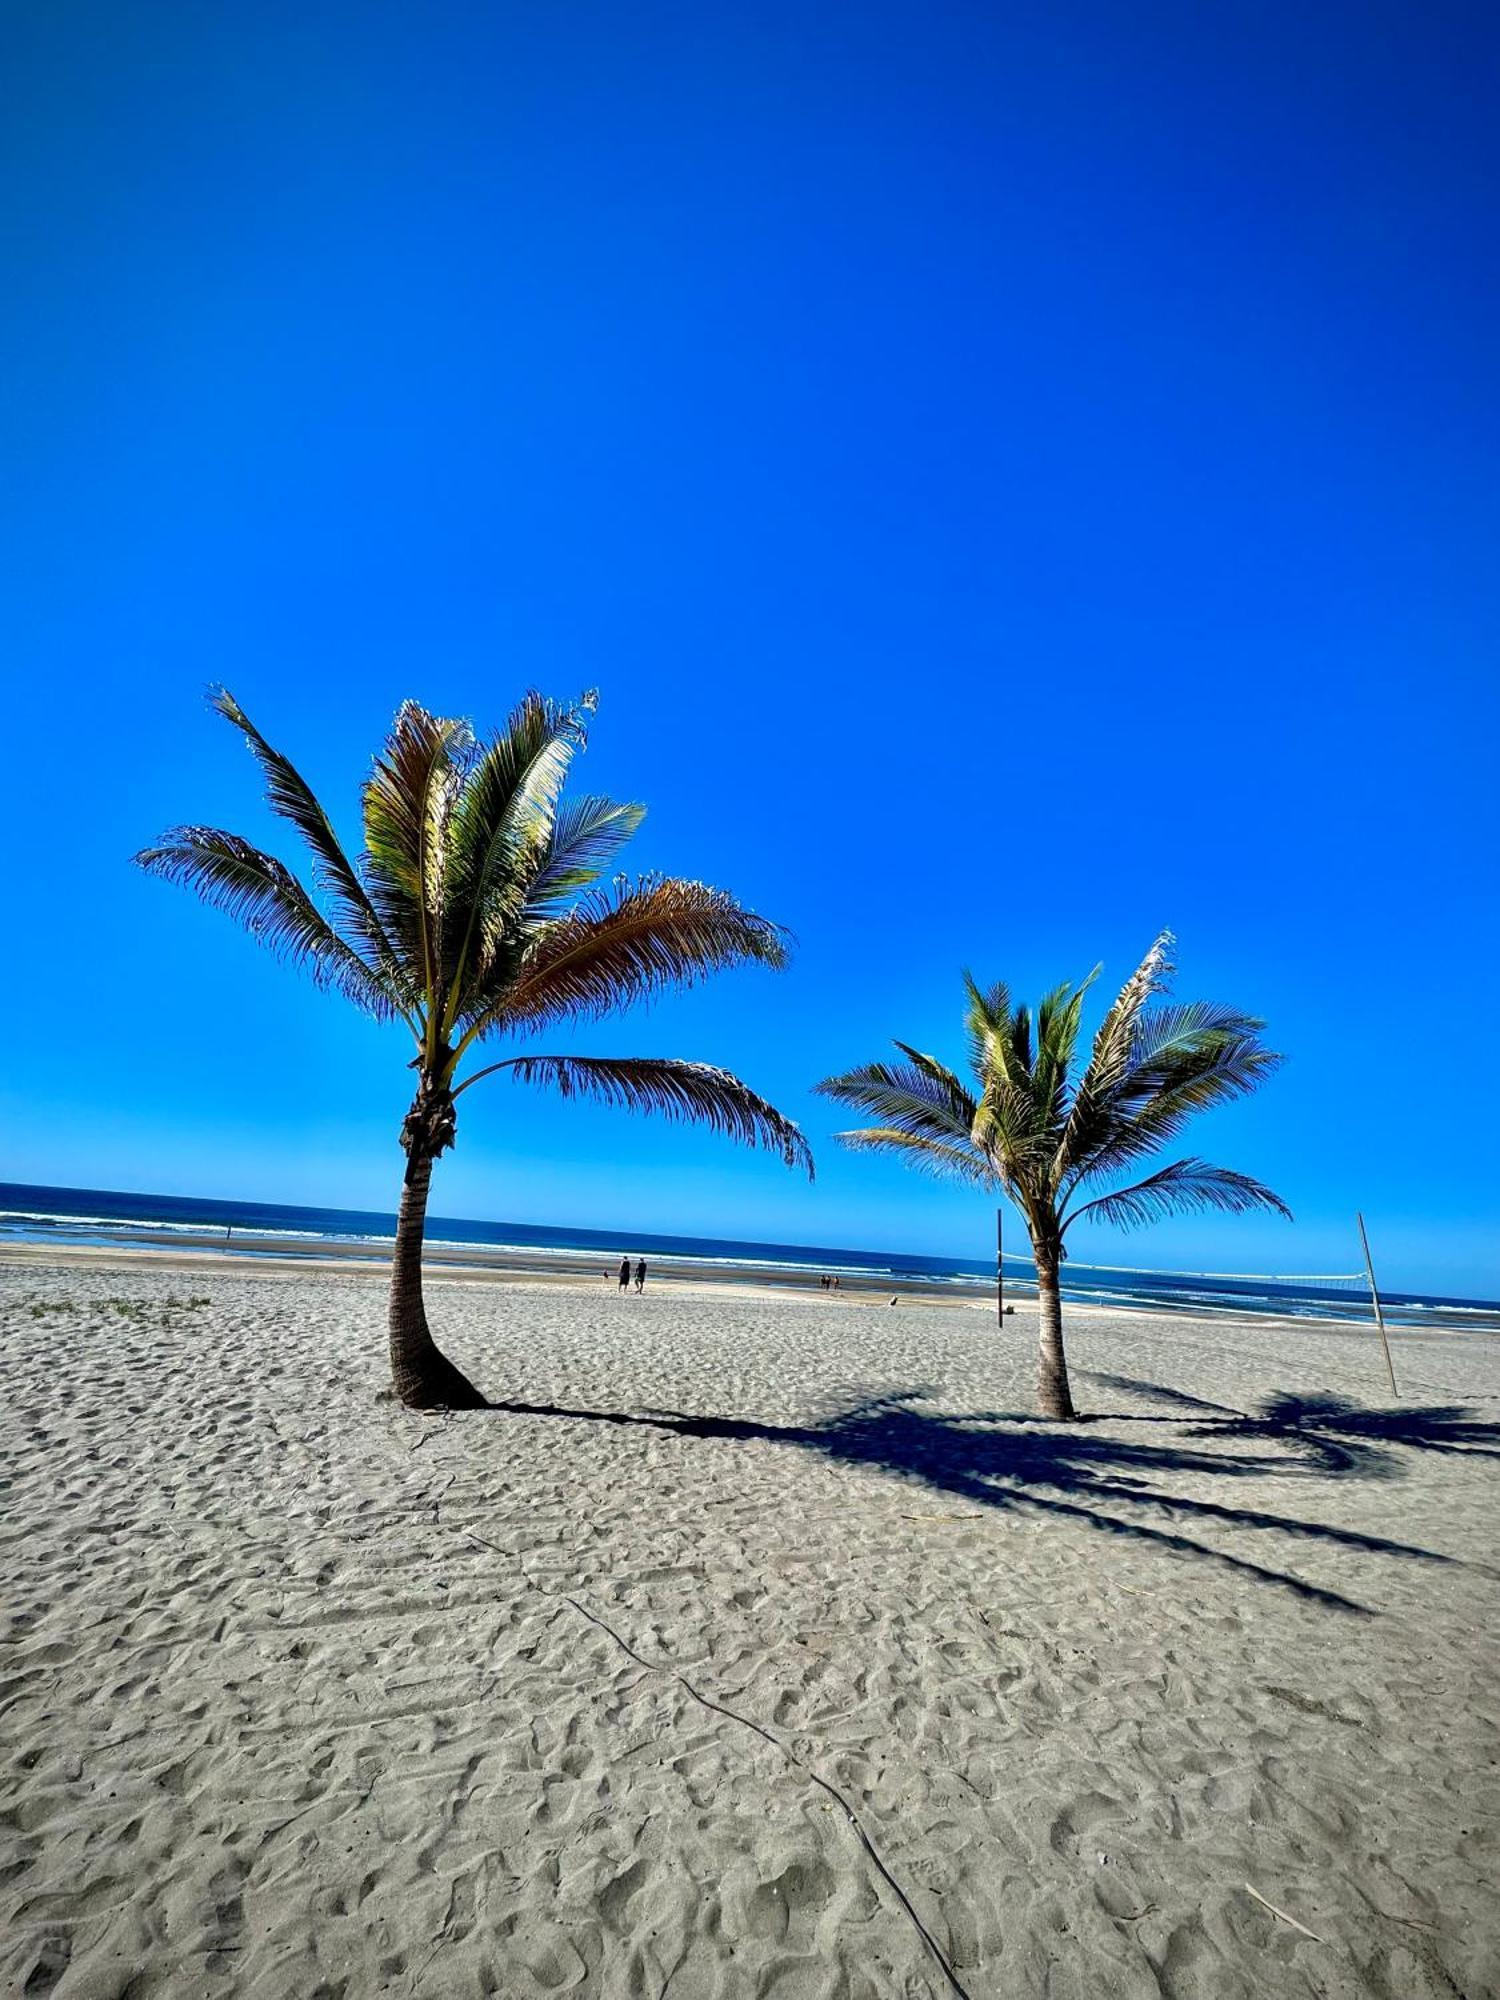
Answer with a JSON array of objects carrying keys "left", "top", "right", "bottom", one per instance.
[
  {"left": 5, "top": 1188, "right": 1494, "bottom": 1335},
  {"left": 0, "top": 1232, "right": 1029, "bottom": 1311},
  {"left": 0, "top": 1233, "right": 1433, "bottom": 1339}
]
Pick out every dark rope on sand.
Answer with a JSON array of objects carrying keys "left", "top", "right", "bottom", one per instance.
[{"left": 460, "top": 1527, "right": 973, "bottom": 2000}]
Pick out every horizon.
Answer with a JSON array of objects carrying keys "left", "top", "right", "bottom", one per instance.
[
  {"left": 4, "top": 1176, "right": 1497, "bottom": 1310},
  {"left": 3, "top": 4, "right": 1496, "bottom": 1298}
]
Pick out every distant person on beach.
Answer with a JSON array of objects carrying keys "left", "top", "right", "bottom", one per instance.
[
  {"left": 634, "top": 1258, "right": 647, "bottom": 1293},
  {"left": 618, "top": 1256, "right": 631, "bottom": 1291},
  {"left": 820, "top": 1273, "right": 829, "bottom": 1291}
]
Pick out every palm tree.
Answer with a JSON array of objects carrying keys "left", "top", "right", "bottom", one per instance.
[
  {"left": 816, "top": 933, "right": 1288, "bottom": 1421},
  {"left": 137, "top": 688, "right": 812, "bottom": 1409}
]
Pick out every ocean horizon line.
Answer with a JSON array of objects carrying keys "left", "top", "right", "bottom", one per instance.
[{"left": 4, "top": 1179, "right": 1498, "bottom": 1332}]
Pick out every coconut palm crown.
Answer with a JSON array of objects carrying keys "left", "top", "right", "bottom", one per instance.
[
  {"left": 137, "top": 688, "right": 812, "bottom": 1408},
  {"left": 816, "top": 933, "right": 1288, "bottom": 1420}
]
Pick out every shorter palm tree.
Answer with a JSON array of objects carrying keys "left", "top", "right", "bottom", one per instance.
[{"left": 816, "top": 933, "right": 1289, "bottom": 1420}]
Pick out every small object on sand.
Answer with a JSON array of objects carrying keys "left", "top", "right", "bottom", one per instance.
[
  {"left": 1244, "top": 1884, "right": 1324, "bottom": 1943},
  {"left": 890, "top": 1294, "right": 899, "bottom": 1306}
]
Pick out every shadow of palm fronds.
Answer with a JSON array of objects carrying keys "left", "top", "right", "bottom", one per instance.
[{"left": 485, "top": 1383, "right": 1500, "bottom": 1613}]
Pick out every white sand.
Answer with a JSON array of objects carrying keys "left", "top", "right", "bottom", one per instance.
[{"left": 2, "top": 1259, "right": 1497, "bottom": 1999}]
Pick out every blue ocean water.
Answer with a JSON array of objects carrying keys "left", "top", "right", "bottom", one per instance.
[{"left": 2, "top": 1181, "right": 1496, "bottom": 1334}]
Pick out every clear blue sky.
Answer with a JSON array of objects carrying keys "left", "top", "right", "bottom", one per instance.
[{"left": 2, "top": 3, "right": 1496, "bottom": 1294}]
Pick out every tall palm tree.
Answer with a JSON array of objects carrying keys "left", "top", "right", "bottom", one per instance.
[
  {"left": 137, "top": 688, "right": 812, "bottom": 1408},
  {"left": 816, "top": 933, "right": 1288, "bottom": 1421}
]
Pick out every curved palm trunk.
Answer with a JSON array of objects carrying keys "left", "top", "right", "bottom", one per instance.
[
  {"left": 388, "top": 1081, "right": 487, "bottom": 1409},
  {"left": 1033, "top": 1238, "right": 1076, "bottom": 1421}
]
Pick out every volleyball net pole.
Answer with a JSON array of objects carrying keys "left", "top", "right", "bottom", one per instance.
[
  {"left": 995, "top": 1205, "right": 1003, "bottom": 1326},
  {"left": 1356, "top": 1210, "right": 1398, "bottom": 1398}
]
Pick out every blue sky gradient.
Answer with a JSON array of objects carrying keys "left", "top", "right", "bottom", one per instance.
[{"left": 2, "top": 3, "right": 1496, "bottom": 1292}]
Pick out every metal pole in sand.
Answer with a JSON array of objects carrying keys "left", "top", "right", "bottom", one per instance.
[
  {"left": 1357, "top": 1211, "right": 1397, "bottom": 1397},
  {"left": 996, "top": 1206, "right": 1003, "bottom": 1326}
]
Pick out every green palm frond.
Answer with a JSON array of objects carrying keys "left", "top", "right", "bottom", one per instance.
[
  {"left": 890, "top": 1043, "right": 983, "bottom": 1133},
  {"left": 1005, "top": 1001, "right": 1035, "bottom": 1087},
  {"left": 439, "top": 690, "right": 594, "bottom": 1005},
  {"left": 1133, "top": 1017, "right": 1282, "bottom": 1111},
  {"left": 525, "top": 794, "right": 647, "bottom": 909},
  {"left": 815, "top": 1053, "right": 980, "bottom": 1147},
  {"left": 209, "top": 688, "right": 400, "bottom": 985},
  {"left": 469, "top": 1054, "right": 813, "bottom": 1176},
  {"left": 961, "top": 972, "right": 1013, "bottom": 1090},
  {"left": 360, "top": 702, "right": 471, "bottom": 1014},
  {"left": 476, "top": 875, "right": 791, "bottom": 1037},
  {"left": 1066, "top": 1021, "right": 1285, "bottom": 1190},
  {"left": 1065, "top": 1158, "right": 1292, "bottom": 1231},
  {"left": 134, "top": 828, "right": 402, "bottom": 1021},
  {"left": 1055, "top": 930, "right": 1176, "bottom": 1171},
  {"left": 1032, "top": 972, "right": 1095, "bottom": 1131},
  {"left": 1075, "top": 929, "right": 1174, "bottom": 1091},
  {"left": 831, "top": 1127, "right": 995, "bottom": 1189},
  {"left": 1130, "top": 1000, "right": 1266, "bottom": 1068},
  {"left": 955, "top": 976, "right": 1040, "bottom": 1166}
]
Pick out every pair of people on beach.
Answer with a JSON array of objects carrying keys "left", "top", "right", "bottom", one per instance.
[
  {"left": 617, "top": 1255, "right": 646, "bottom": 1293},
  {"left": 819, "top": 1273, "right": 841, "bottom": 1292}
]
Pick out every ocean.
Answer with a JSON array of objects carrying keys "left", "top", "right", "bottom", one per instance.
[{"left": 3, "top": 1181, "right": 1496, "bottom": 1334}]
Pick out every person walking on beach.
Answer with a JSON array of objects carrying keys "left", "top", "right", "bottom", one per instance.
[
  {"left": 634, "top": 1258, "right": 647, "bottom": 1293},
  {"left": 618, "top": 1255, "right": 631, "bottom": 1291}
]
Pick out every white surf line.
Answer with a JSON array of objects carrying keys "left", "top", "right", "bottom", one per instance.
[{"left": 458, "top": 1525, "right": 974, "bottom": 2000}]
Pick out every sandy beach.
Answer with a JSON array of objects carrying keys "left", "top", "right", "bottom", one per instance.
[{"left": 3, "top": 1256, "right": 1497, "bottom": 2000}]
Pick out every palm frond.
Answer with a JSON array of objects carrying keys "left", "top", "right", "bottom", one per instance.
[
  {"left": 830, "top": 1127, "right": 996, "bottom": 1189},
  {"left": 471, "top": 1053, "right": 813, "bottom": 1176},
  {"left": 959, "top": 974, "right": 1050, "bottom": 1172},
  {"left": 210, "top": 688, "right": 400, "bottom": 982},
  {"left": 1077, "top": 930, "right": 1175, "bottom": 1089},
  {"left": 1006, "top": 1001, "right": 1035, "bottom": 1087},
  {"left": 475, "top": 876, "right": 791, "bottom": 1036},
  {"left": 815, "top": 1054, "right": 980, "bottom": 1148},
  {"left": 134, "top": 828, "right": 401, "bottom": 1020},
  {"left": 440, "top": 690, "right": 595, "bottom": 1004},
  {"left": 891, "top": 1043, "right": 984, "bottom": 1134},
  {"left": 1066, "top": 1157, "right": 1292, "bottom": 1231},
  {"left": 1032, "top": 972, "right": 1095, "bottom": 1132},
  {"left": 360, "top": 702, "right": 471, "bottom": 1007},
  {"left": 525, "top": 794, "right": 646, "bottom": 909},
  {"left": 1130, "top": 1000, "right": 1267, "bottom": 1068},
  {"left": 961, "top": 972, "right": 1013, "bottom": 1091},
  {"left": 1057, "top": 929, "right": 1177, "bottom": 1172},
  {"left": 1066, "top": 1021, "right": 1285, "bottom": 1189}
]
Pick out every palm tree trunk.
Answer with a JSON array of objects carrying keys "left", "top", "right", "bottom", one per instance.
[
  {"left": 388, "top": 1083, "right": 486, "bottom": 1410},
  {"left": 1033, "top": 1239, "right": 1076, "bottom": 1421}
]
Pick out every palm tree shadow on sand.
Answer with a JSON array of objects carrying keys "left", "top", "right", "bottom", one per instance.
[{"left": 482, "top": 1380, "right": 1500, "bottom": 1616}]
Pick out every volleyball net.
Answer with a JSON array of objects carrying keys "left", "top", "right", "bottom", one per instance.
[
  {"left": 993, "top": 1248, "right": 1374, "bottom": 1324},
  {"left": 992, "top": 1214, "right": 1405, "bottom": 1394}
]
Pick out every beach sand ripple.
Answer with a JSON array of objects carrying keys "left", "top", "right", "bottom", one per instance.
[{"left": 2, "top": 1264, "right": 1496, "bottom": 1998}]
